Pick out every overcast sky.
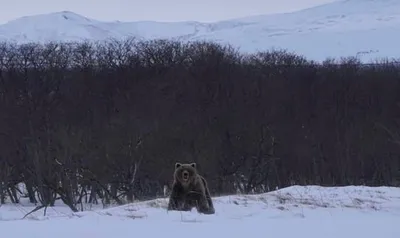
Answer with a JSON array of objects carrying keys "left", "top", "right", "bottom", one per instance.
[{"left": 0, "top": 0, "right": 336, "bottom": 24}]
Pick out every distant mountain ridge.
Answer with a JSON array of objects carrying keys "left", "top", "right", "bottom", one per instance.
[{"left": 0, "top": 0, "right": 399, "bottom": 62}]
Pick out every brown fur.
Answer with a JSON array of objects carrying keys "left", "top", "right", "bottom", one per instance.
[{"left": 167, "top": 162, "right": 215, "bottom": 214}]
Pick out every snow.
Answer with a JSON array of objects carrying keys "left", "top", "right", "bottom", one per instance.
[
  {"left": 0, "top": 1, "right": 398, "bottom": 236},
  {"left": 1, "top": 185, "right": 399, "bottom": 238},
  {"left": 0, "top": 0, "right": 399, "bottom": 61}
]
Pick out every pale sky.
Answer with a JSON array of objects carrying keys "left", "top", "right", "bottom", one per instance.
[{"left": 0, "top": 0, "right": 336, "bottom": 24}]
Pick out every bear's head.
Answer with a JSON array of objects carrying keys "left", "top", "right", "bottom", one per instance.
[{"left": 174, "top": 162, "right": 197, "bottom": 187}]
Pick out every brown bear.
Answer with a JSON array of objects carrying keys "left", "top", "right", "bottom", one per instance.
[{"left": 167, "top": 162, "right": 215, "bottom": 215}]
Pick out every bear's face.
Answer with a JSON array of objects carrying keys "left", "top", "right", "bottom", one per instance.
[{"left": 174, "top": 163, "right": 197, "bottom": 187}]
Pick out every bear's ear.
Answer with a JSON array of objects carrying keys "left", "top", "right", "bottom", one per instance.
[
  {"left": 190, "top": 163, "right": 196, "bottom": 168},
  {"left": 175, "top": 163, "right": 182, "bottom": 169}
]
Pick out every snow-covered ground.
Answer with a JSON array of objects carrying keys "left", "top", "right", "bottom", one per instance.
[
  {"left": 0, "top": 0, "right": 399, "bottom": 62},
  {"left": 1, "top": 185, "right": 399, "bottom": 238}
]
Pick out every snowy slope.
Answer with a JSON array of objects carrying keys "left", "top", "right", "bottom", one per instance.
[
  {"left": 0, "top": 11, "right": 213, "bottom": 43},
  {"left": 1, "top": 185, "right": 400, "bottom": 238},
  {"left": 0, "top": 0, "right": 399, "bottom": 61}
]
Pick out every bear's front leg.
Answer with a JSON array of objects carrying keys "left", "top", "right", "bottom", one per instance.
[
  {"left": 167, "top": 188, "right": 182, "bottom": 211},
  {"left": 167, "top": 197, "right": 178, "bottom": 211},
  {"left": 168, "top": 198, "right": 187, "bottom": 211},
  {"left": 197, "top": 195, "right": 215, "bottom": 214}
]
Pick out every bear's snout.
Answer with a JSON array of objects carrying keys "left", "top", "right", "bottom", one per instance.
[{"left": 182, "top": 171, "right": 189, "bottom": 180}]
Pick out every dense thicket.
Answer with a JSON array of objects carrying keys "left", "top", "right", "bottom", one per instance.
[{"left": 0, "top": 38, "right": 400, "bottom": 211}]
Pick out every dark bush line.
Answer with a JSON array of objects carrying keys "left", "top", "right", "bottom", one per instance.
[{"left": 0, "top": 38, "right": 399, "bottom": 211}]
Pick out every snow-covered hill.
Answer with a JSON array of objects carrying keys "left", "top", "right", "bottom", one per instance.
[
  {"left": 0, "top": 185, "right": 399, "bottom": 238},
  {"left": 0, "top": 0, "right": 399, "bottom": 61}
]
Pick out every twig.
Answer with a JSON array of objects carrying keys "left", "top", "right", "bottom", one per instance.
[{"left": 22, "top": 205, "right": 46, "bottom": 219}]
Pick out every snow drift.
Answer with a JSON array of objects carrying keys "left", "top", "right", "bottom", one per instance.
[{"left": 0, "top": 185, "right": 399, "bottom": 238}]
